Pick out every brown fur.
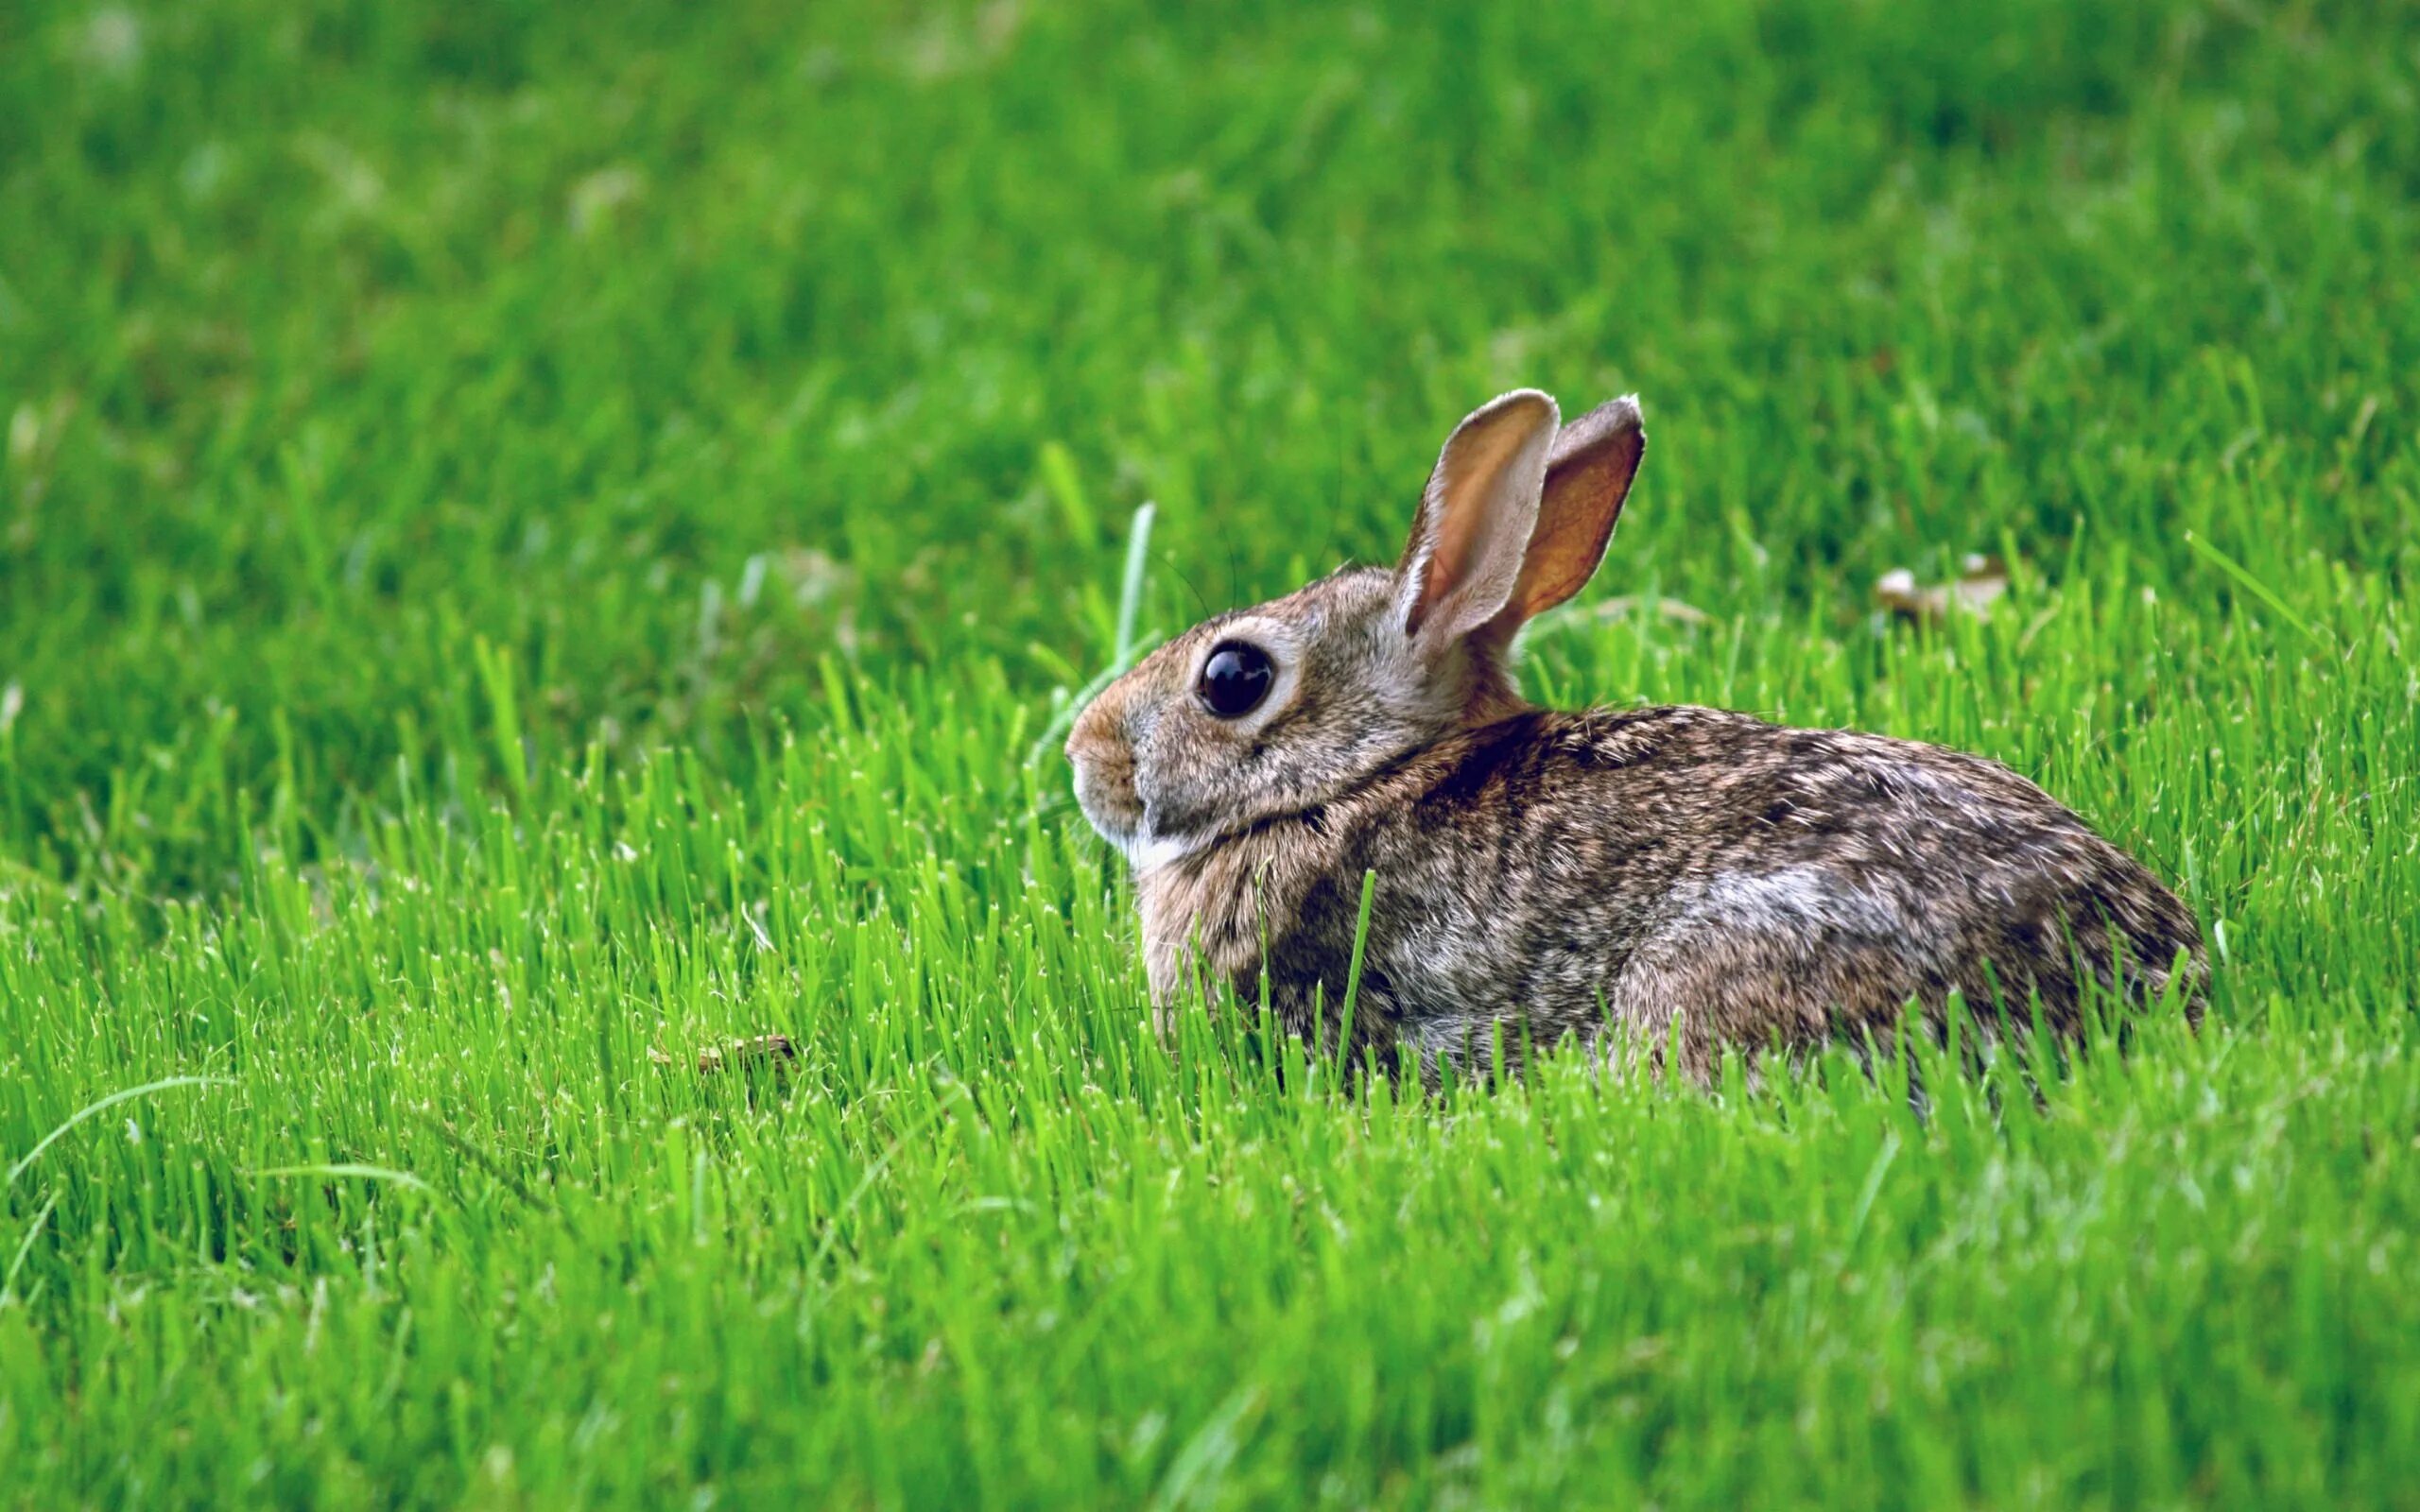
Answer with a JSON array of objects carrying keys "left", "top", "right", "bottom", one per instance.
[{"left": 1067, "top": 392, "right": 2204, "bottom": 1084}]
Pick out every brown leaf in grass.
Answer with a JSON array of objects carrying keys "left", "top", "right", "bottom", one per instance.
[
  {"left": 1591, "top": 594, "right": 1714, "bottom": 627},
  {"left": 695, "top": 1034, "right": 797, "bottom": 1074},
  {"left": 1876, "top": 554, "right": 2010, "bottom": 625}
]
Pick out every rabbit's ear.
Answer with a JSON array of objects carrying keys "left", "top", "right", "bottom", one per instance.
[
  {"left": 1394, "top": 389, "right": 1561, "bottom": 650},
  {"left": 1489, "top": 395, "right": 1646, "bottom": 631}
]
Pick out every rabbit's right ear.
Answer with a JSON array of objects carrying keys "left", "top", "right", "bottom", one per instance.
[
  {"left": 1394, "top": 389, "right": 1562, "bottom": 653},
  {"left": 1488, "top": 396, "right": 1647, "bottom": 631}
]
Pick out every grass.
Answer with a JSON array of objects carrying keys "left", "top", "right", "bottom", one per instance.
[{"left": 2, "top": 0, "right": 2417, "bottom": 1503}]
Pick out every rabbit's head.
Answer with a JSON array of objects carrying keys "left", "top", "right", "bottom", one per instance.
[{"left": 1066, "top": 390, "right": 1645, "bottom": 872}]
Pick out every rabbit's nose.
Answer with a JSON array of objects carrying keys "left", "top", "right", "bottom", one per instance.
[
  {"left": 1065, "top": 684, "right": 1127, "bottom": 764},
  {"left": 1065, "top": 711, "right": 1103, "bottom": 766}
]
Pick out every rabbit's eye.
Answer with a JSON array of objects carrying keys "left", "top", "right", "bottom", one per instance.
[{"left": 1196, "top": 641, "right": 1274, "bottom": 719}]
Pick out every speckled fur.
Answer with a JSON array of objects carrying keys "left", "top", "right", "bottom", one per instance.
[{"left": 1067, "top": 392, "right": 2204, "bottom": 1083}]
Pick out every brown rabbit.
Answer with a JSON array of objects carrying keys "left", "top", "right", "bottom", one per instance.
[{"left": 1065, "top": 390, "right": 2204, "bottom": 1082}]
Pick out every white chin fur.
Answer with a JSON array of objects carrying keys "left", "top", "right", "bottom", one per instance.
[{"left": 1118, "top": 829, "right": 1209, "bottom": 874}]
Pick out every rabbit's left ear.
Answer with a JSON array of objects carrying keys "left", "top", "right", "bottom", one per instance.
[
  {"left": 1394, "top": 389, "right": 1561, "bottom": 653},
  {"left": 1487, "top": 395, "right": 1646, "bottom": 632}
]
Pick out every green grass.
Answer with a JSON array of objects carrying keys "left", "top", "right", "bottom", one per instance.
[{"left": 3, "top": 0, "right": 2418, "bottom": 1503}]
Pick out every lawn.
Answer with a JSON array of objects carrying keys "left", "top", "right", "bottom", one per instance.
[{"left": 3, "top": 0, "right": 2417, "bottom": 1503}]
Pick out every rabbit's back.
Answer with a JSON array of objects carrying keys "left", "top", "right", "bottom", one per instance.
[{"left": 1164, "top": 705, "right": 2204, "bottom": 1077}]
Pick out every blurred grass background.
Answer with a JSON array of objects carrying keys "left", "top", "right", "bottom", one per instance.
[
  {"left": 3, "top": 0, "right": 2417, "bottom": 1505},
  {"left": 6, "top": 0, "right": 2410, "bottom": 887}
]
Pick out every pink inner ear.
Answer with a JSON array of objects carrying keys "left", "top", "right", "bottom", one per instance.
[
  {"left": 1419, "top": 429, "right": 1525, "bottom": 622},
  {"left": 1403, "top": 392, "right": 1559, "bottom": 642}
]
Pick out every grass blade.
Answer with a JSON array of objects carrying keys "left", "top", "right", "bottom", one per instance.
[
  {"left": 7, "top": 1076, "right": 230, "bottom": 1190},
  {"left": 2184, "top": 531, "right": 2329, "bottom": 646}
]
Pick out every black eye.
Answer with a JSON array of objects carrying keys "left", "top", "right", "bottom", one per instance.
[{"left": 1196, "top": 640, "right": 1275, "bottom": 719}]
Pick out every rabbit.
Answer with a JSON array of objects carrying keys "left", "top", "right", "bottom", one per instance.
[{"left": 1064, "top": 389, "right": 2205, "bottom": 1083}]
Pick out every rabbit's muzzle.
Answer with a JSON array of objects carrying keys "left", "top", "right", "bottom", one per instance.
[{"left": 1065, "top": 697, "right": 1145, "bottom": 852}]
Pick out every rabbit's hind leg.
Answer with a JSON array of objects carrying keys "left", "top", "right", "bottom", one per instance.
[{"left": 1590, "top": 906, "right": 1942, "bottom": 1086}]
